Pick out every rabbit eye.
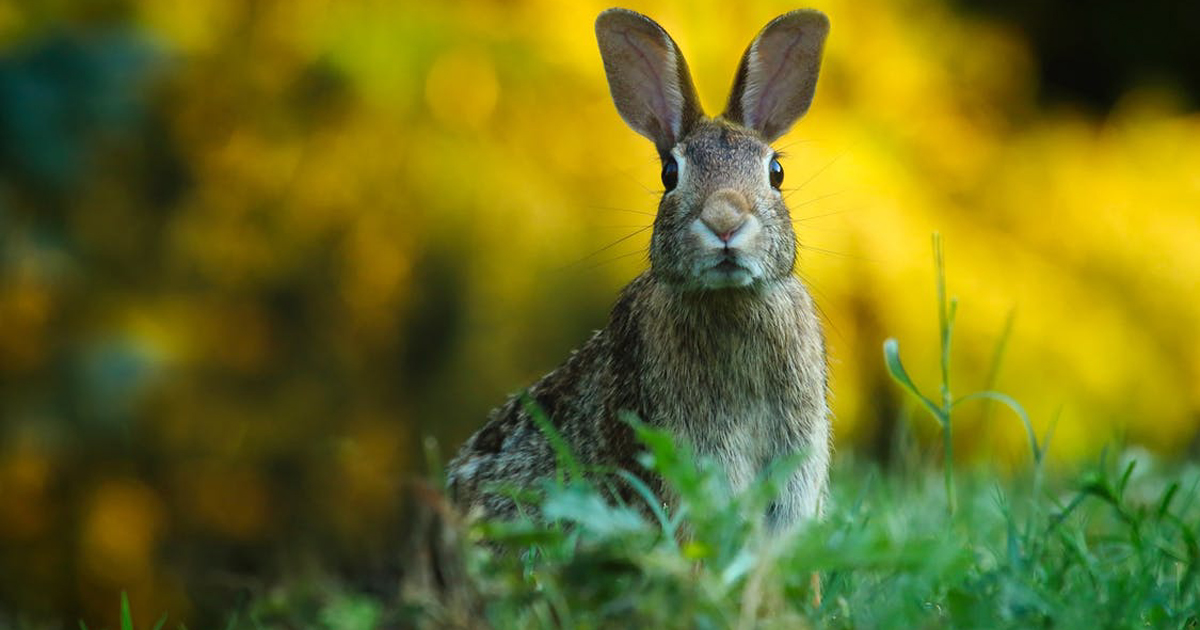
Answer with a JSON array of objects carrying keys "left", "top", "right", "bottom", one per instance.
[
  {"left": 661, "top": 157, "right": 679, "bottom": 192},
  {"left": 769, "top": 157, "right": 784, "bottom": 189}
]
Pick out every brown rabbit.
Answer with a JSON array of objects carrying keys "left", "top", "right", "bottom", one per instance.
[{"left": 447, "top": 8, "right": 831, "bottom": 532}]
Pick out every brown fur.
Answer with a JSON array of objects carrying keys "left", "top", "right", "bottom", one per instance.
[{"left": 447, "top": 8, "right": 831, "bottom": 532}]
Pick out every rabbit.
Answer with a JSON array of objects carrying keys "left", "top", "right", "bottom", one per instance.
[{"left": 447, "top": 7, "right": 831, "bottom": 534}]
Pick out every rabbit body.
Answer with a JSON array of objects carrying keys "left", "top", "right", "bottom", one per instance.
[{"left": 447, "top": 8, "right": 832, "bottom": 532}]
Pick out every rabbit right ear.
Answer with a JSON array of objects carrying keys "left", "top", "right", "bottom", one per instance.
[
  {"left": 723, "top": 10, "right": 829, "bottom": 142},
  {"left": 595, "top": 9, "right": 703, "bottom": 153}
]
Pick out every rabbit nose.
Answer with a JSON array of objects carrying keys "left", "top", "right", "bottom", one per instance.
[{"left": 700, "top": 189, "right": 751, "bottom": 243}]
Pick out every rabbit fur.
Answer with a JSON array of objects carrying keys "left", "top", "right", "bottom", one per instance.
[{"left": 447, "top": 8, "right": 832, "bottom": 532}]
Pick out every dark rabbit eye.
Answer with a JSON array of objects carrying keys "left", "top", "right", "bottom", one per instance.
[
  {"left": 661, "top": 157, "right": 679, "bottom": 192},
  {"left": 769, "top": 157, "right": 784, "bottom": 189}
]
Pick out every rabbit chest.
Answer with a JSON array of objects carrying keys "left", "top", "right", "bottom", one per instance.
[{"left": 637, "top": 280, "right": 828, "bottom": 493}]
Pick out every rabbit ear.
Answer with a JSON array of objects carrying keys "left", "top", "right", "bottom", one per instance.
[
  {"left": 595, "top": 9, "right": 703, "bottom": 152},
  {"left": 723, "top": 10, "right": 829, "bottom": 142}
]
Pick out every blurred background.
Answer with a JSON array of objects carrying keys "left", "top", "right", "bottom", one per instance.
[{"left": 0, "top": 0, "right": 1197, "bottom": 625}]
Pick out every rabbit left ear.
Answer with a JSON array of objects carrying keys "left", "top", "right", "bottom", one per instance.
[
  {"left": 596, "top": 8, "right": 704, "bottom": 153},
  {"left": 724, "top": 10, "right": 829, "bottom": 142}
]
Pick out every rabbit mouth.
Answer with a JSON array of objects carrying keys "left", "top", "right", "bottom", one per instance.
[
  {"left": 713, "top": 258, "right": 744, "bottom": 273},
  {"left": 697, "top": 254, "right": 757, "bottom": 288}
]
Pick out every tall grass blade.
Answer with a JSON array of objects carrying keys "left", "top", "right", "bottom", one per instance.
[
  {"left": 120, "top": 592, "right": 133, "bottom": 630},
  {"left": 953, "top": 391, "right": 1038, "bottom": 462},
  {"left": 933, "top": 233, "right": 953, "bottom": 413},
  {"left": 882, "top": 339, "right": 943, "bottom": 424},
  {"left": 981, "top": 308, "right": 1017, "bottom": 423},
  {"left": 522, "top": 391, "right": 584, "bottom": 483},
  {"left": 615, "top": 469, "right": 675, "bottom": 541}
]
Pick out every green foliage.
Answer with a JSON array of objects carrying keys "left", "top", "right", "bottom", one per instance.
[
  {"left": 316, "top": 594, "right": 381, "bottom": 630},
  {"left": 432, "top": 428, "right": 1197, "bottom": 629},
  {"left": 85, "top": 402, "right": 1200, "bottom": 629},
  {"left": 196, "top": 432, "right": 1194, "bottom": 629}
]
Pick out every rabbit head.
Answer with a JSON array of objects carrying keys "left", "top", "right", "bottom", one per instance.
[{"left": 596, "top": 9, "right": 829, "bottom": 291}]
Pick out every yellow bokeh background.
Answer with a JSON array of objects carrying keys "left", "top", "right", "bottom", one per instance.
[{"left": 0, "top": 0, "right": 1197, "bottom": 624}]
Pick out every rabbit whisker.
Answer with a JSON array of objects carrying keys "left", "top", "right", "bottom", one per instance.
[
  {"left": 797, "top": 244, "right": 875, "bottom": 262},
  {"left": 560, "top": 225, "right": 653, "bottom": 271},
  {"left": 617, "top": 155, "right": 664, "bottom": 195},
  {"left": 585, "top": 204, "right": 656, "bottom": 217},
  {"left": 787, "top": 190, "right": 845, "bottom": 208},
  {"left": 784, "top": 152, "right": 845, "bottom": 199},
  {"left": 793, "top": 269, "right": 847, "bottom": 344},
  {"left": 772, "top": 138, "right": 817, "bottom": 154},
  {"left": 576, "top": 248, "right": 650, "bottom": 274},
  {"left": 792, "top": 208, "right": 850, "bottom": 223}
]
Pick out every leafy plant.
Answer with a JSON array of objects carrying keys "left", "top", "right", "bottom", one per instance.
[{"left": 883, "top": 232, "right": 1051, "bottom": 514}]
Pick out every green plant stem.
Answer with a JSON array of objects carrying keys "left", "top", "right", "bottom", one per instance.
[
  {"left": 942, "top": 417, "right": 956, "bottom": 515},
  {"left": 887, "top": 234, "right": 1040, "bottom": 518},
  {"left": 933, "top": 233, "right": 957, "bottom": 516},
  {"left": 935, "top": 233, "right": 951, "bottom": 414}
]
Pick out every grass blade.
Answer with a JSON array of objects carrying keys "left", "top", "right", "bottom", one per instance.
[
  {"left": 953, "top": 390, "right": 1039, "bottom": 462},
  {"left": 615, "top": 469, "right": 675, "bottom": 542},
  {"left": 121, "top": 592, "right": 133, "bottom": 630},
  {"left": 882, "top": 339, "right": 943, "bottom": 424},
  {"left": 981, "top": 308, "right": 1017, "bottom": 423},
  {"left": 522, "top": 391, "right": 584, "bottom": 483}
]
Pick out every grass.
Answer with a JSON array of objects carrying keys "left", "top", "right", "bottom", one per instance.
[
  {"left": 92, "top": 446, "right": 1200, "bottom": 629},
  {"left": 84, "top": 238, "right": 1200, "bottom": 629},
  {"left": 428, "top": 430, "right": 1199, "bottom": 629},
  {"left": 884, "top": 233, "right": 1049, "bottom": 516}
]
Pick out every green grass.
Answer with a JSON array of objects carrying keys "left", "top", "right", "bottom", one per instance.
[
  {"left": 87, "top": 236, "right": 1200, "bottom": 629},
  {"left": 96, "top": 444, "right": 1200, "bottom": 629},
  {"left": 450, "top": 444, "right": 1199, "bottom": 629}
]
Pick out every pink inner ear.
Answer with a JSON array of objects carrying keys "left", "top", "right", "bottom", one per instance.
[
  {"left": 732, "top": 12, "right": 827, "bottom": 141},
  {"left": 619, "top": 29, "right": 673, "bottom": 138},
  {"left": 749, "top": 30, "right": 809, "bottom": 134}
]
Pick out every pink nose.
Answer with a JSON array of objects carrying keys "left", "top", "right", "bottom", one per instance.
[
  {"left": 702, "top": 216, "right": 747, "bottom": 243},
  {"left": 700, "top": 189, "right": 752, "bottom": 244}
]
